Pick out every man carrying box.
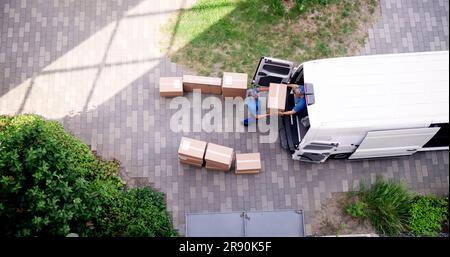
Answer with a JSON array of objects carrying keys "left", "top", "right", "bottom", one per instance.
[
  {"left": 242, "top": 87, "right": 270, "bottom": 126},
  {"left": 244, "top": 84, "right": 305, "bottom": 126},
  {"left": 279, "top": 84, "right": 306, "bottom": 117}
]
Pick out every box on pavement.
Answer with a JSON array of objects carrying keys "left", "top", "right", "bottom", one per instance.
[
  {"left": 235, "top": 153, "right": 261, "bottom": 174},
  {"left": 182, "top": 75, "right": 222, "bottom": 94},
  {"left": 204, "top": 143, "right": 234, "bottom": 171},
  {"left": 178, "top": 137, "right": 207, "bottom": 167},
  {"left": 178, "top": 155, "right": 203, "bottom": 167},
  {"left": 222, "top": 72, "right": 248, "bottom": 98},
  {"left": 159, "top": 77, "right": 183, "bottom": 97},
  {"left": 268, "top": 83, "right": 287, "bottom": 113},
  {"left": 179, "top": 158, "right": 203, "bottom": 168}
]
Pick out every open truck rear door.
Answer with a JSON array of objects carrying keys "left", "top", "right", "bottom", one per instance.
[
  {"left": 252, "top": 57, "right": 295, "bottom": 87},
  {"left": 293, "top": 141, "right": 339, "bottom": 163},
  {"left": 252, "top": 57, "right": 309, "bottom": 153}
]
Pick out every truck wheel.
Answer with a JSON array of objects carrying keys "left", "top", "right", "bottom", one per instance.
[{"left": 329, "top": 153, "right": 351, "bottom": 159}]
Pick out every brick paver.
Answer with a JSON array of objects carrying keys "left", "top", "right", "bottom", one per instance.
[
  {"left": 360, "top": 0, "right": 449, "bottom": 54},
  {"left": 0, "top": 0, "right": 448, "bottom": 236}
]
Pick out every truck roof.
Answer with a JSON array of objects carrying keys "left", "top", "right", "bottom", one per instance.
[{"left": 303, "top": 51, "right": 449, "bottom": 128}]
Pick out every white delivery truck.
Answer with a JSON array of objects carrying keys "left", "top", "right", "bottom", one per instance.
[{"left": 252, "top": 51, "right": 449, "bottom": 163}]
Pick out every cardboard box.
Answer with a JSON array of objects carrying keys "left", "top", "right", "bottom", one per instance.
[
  {"left": 205, "top": 158, "right": 232, "bottom": 170},
  {"left": 178, "top": 137, "right": 207, "bottom": 159},
  {"left": 179, "top": 158, "right": 203, "bottom": 168},
  {"left": 178, "top": 137, "right": 207, "bottom": 167},
  {"left": 205, "top": 163, "right": 230, "bottom": 171},
  {"left": 235, "top": 153, "right": 261, "bottom": 174},
  {"left": 182, "top": 75, "right": 222, "bottom": 94},
  {"left": 178, "top": 155, "right": 204, "bottom": 165},
  {"left": 267, "top": 83, "right": 287, "bottom": 112},
  {"left": 160, "top": 77, "right": 183, "bottom": 97},
  {"left": 205, "top": 161, "right": 233, "bottom": 171},
  {"left": 222, "top": 72, "right": 248, "bottom": 98},
  {"left": 204, "top": 143, "right": 234, "bottom": 171}
]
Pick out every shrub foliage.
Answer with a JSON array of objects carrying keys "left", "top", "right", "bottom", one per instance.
[
  {"left": 348, "top": 178, "right": 448, "bottom": 236},
  {"left": 355, "top": 178, "right": 412, "bottom": 236},
  {"left": 0, "top": 115, "right": 176, "bottom": 237},
  {"left": 346, "top": 201, "right": 367, "bottom": 219},
  {"left": 409, "top": 195, "right": 448, "bottom": 236}
]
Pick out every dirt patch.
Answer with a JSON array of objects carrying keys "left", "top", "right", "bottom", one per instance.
[{"left": 310, "top": 192, "right": 375, "bottom": 236}]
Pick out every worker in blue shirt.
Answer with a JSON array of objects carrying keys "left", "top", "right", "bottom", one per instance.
[
  {"left": 279, "top": 84, "right": 306, "bottom": 117},
  {"left": 243, "top": 84, "right": 305, "bottom": 126},
  {"left": 243, "top": 87, "right": 270, "bottom": 126}
]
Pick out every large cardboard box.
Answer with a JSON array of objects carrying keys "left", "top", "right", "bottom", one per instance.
[
  {"left": 267, "top": 83, "right": 287, "bottom": 112},
  {"left": 204, "top": 143, "right": 234, "bottom": 171},
  {"left": 183, "top": 75, "right": 222, "bottom": 94},
  {"left": 205, "top": 157, "right": 232, "bottom": 170},
  {"left": 178, "top": 155, "right": 204, "bottom": 165},
  {"left": 178, "top": 137, "right": 207, "bottom": 167},
  {"left": 179, "top": 158, "right": 203, "bottom": 168},
  {"left": 222, "top": 72, "right": 248, "bottom": 98},
  {"left": 160, "top": 77, "right": 183, "bottom": 97},
  {"left": 235, "top": 153, "right": 261, "bottom": 174},
  {"left": 205, "top": 162, "right": 230, "bottom": 171},
  {"left": 178, "top": 137, "right": 207, "bottom": 159}
]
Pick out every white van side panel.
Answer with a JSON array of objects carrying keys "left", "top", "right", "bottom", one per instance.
[
  {"left": 303, "top": 51, "right": 449, "bottom": 128},
  {"left": 302, "top": 120, "right": 432, "bottom": 153},
  {"left": 418, "top": 146, "right": 449, "bottom": 152},
  {"left": 349, "top": 127, "right": 440, "bottom": 159}
]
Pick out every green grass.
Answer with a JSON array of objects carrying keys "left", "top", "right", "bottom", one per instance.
[{"left": 161, "top": 0, "right": 379, "bottom": 78}]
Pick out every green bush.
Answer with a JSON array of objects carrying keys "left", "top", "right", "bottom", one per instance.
[
  {"left": 346, "top": 200, "right": 368, "bottom": 218},
  {"left": 0, "top": 114, "right": 176, "bottom": 237},
  {"left": 0, "top": 115, "right": 95, "bottom": 236},
  {"left": 409, "top": 195, "right": 448, "bottom": 236},
  {"left": 100, "top": 187, "right": 176, "bottom": 237},
  {"left": 358, "top": 178, "right": 412, "bottom": 236}
]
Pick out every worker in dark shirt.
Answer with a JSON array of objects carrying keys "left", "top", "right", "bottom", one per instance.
[{"left": 279, "top": 84, "right": 306, "bottom": 116}]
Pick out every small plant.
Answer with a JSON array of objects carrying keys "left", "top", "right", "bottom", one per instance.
[
  {"left": 336, "top": 222, "right": 347, "bottom": 236},
  {"left": 409, "top": 195, "right": 448, "bottom": 236},
  {"left": 351, "top": 177, "right": 412, "bottom": 236},
  {"left": 346, "top": 201, "right": 368, "bottom": 218}
]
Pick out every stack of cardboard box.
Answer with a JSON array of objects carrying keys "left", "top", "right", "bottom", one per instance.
[
  {"left": 235, "top": 153, "right": 261, "bottom": 174},
  {"left": 267, "top": 83, "right": 287, "bottom": 113},
  {"left": 204, "top": 143, "right": 234, "bottom": 171},
  {"left": 177, "top": 137, "right": 207, "bottom": 168},
  {"left": 182, "top": 75, "right": 222, "bottom": 95},
  {"left": 222, "top": 72, "right": 248, "bottom": 98},
  {"left": 159, "top": 77, "right": 184, "bottom": 97},
  {"left": 177, "top": 138, "right": 262, "bottom": 174},
  {"left": 160, "top": 72, "right": 249, "bottom": 98}
]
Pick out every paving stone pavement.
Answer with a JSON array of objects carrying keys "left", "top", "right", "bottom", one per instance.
[
  {"left": 360, "top": 0, "right": 449, "bottom": 54},
  {"left": 0, "top": 0, "right": 448, "bottom": 236}
]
